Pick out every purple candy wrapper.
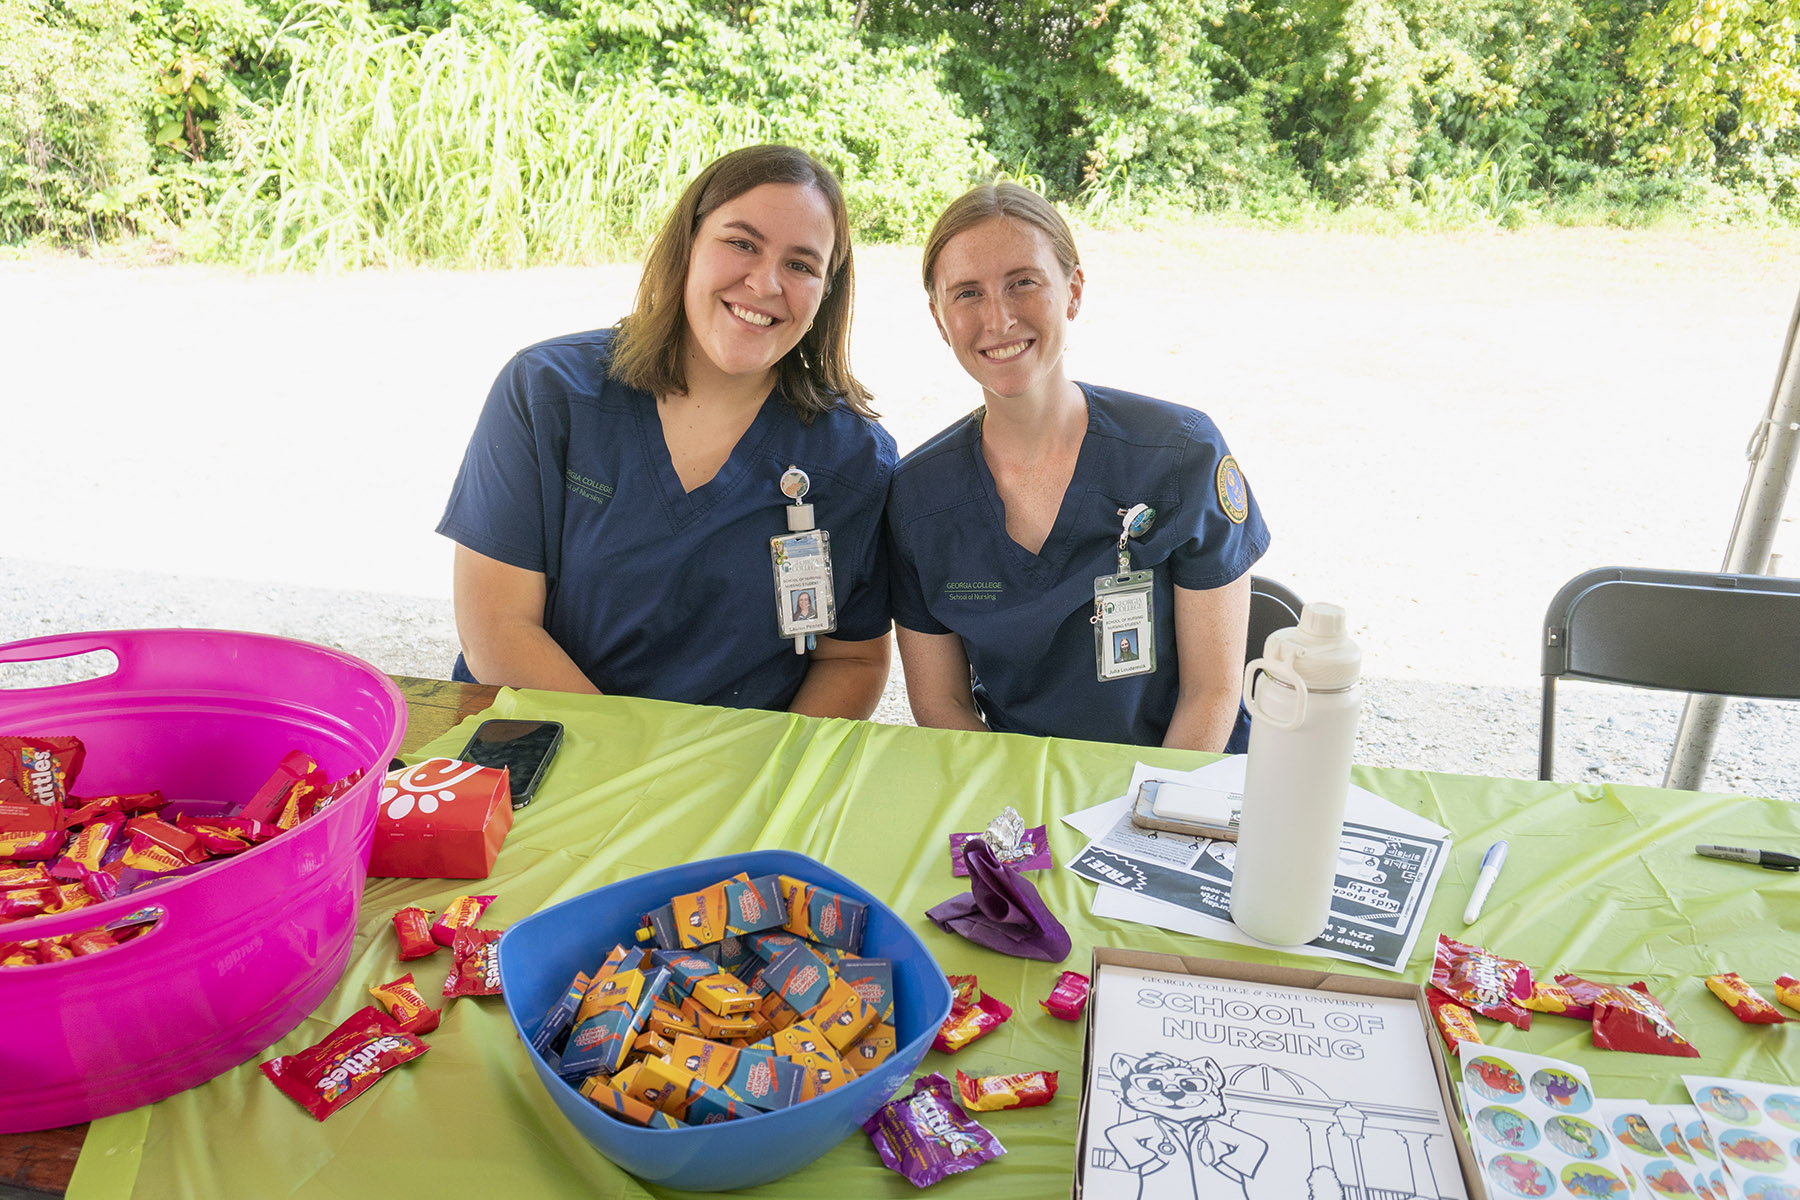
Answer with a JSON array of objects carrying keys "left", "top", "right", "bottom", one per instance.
[
  {"left": 862, "top": 1072, "right": 1004, "bottom": 1187},
  {"left": 948, "top": 826, "right": 1051, "bottom": 876}
]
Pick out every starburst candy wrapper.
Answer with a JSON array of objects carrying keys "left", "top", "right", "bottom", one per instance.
[
  {"left": 1704, "top": 972, "right": 1787, "bottom": 1024},
  {"left": 369, "top": 972, "right": 441, "bottom": 1034},
  {"left": 442, "top": 927, "right": 504, "bottom": 998},
  {"left": 1592, "top": 981, "right": 1699, "bottom": 1056},
  {"left": 1041, "top": 970, "right": 1091, "bottom": 1021},
  {"left": 1427, "top": 991, "right": 1483, "bottom": 1052},
  {"left": 260, "top": 1006, "right": 429, "bottom": 1121},
  {"left": 954, "top": 1069, "right": 1057, "bottom": 1111},
  {"left": 933, "top": 991, "right": 1013, "bottom": 1054},
  {"left": 1775, "top": 973, "right": 1800, "bottom": 1013},
  {"left": 392, "top": 906, "right": 438, "bottom": 960},
  {"left": 1521, "top": 976, "right": 1592, "bottom": 1020},
  {"left": 1429, "top": 934, "right": 1534, "bottom": 1030},
  {"left": 863, "top": 1072, "right": 1005, "bottom": 1187},
  {"left": 237, "top": 750, "right": 323, "bottom": 825},
  {"left": 430, "top": 894, "right": 495, "bottom": 947}
]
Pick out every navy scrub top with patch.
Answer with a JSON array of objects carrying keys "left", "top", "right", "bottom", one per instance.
[
  {"left": 438, "top": 329, "right": 896, "bottom": 711},
  {"left": 885, "top": 383, "right": 1270, "bottom": 748}
]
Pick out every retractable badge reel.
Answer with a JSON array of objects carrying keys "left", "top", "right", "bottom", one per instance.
[
  {"left": 1092, "top": 503, "right": 1156, "bottom": 681},
  {"left": 770, "top": 466, "right": 837, "bottom": 654}
]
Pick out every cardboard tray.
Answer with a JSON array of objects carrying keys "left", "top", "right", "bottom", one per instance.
[{"left": 1072, "top": 946, "right": 1488, "bottom": 1200}]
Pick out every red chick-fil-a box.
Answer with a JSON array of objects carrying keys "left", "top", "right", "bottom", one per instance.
[{"left": 368, "top": 759, "right": 512, "bottom": 879}]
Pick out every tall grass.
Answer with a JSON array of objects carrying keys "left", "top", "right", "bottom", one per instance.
[{"left": 218, "top": 5, "right": 765, "bottom": 271}]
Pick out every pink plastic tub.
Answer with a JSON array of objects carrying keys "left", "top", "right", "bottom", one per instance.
[{"left": 0, "top": 629, "right": 405, "bottom": 1133}]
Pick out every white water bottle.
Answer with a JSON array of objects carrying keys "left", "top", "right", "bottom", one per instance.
[{"left": 1230, "top": 601, "right": 1364, "bottom": 946}]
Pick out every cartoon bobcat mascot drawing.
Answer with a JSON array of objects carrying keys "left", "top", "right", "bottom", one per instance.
[{"left": 1105, "top": 1052, "right": 1268, "bottom": 1200}]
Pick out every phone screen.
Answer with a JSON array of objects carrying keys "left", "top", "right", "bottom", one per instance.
[{"left": 459, "top": 719, "right": 564, "bottom": 808}]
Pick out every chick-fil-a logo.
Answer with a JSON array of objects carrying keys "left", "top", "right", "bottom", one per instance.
[{"left": 378, "top": 757, "right": 487, "bottom": 821}]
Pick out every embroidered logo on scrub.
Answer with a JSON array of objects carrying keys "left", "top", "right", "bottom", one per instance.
[
  {"left": 565, "top": 469, "right": 614, "bottom": 507},
  {"left": 945, "top": 581, "right": 1003, "bottom": 601},
  {"left": 1216, "top": 455, "right": 1249, "bottom": 524}
]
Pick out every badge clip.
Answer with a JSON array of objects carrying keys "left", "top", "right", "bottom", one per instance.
[
  {"left": 771, "top": 466, "right": 835, "bottom": 652},
  {"left": 1092, "top": 504, "right": 1157, "bottom": 681}
]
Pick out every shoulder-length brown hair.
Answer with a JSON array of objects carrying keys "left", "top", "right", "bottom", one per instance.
[
  {"left": 922, "top": 181, "right": 1081, "bottom": 294},
  {"left": 610, "top": 144, "right": 875, "bottom": 422}
]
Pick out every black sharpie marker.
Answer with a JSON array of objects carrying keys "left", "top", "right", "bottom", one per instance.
[{"left": 1695, "top": 844, "right": 1800, "bottom": 871}]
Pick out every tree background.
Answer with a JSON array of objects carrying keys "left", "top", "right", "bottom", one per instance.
[{"left": 4, "top": 0, "right": 1797, "bottom": 265}]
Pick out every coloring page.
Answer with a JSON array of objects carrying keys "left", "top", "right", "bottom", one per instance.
[
  {"left": 1079, "top": 961, "right": 1469, "bottom": 1200},
  {"left": 1460, "top": 1044, "right": 1631, "bottom": 1198},
  {"left": 1685, "top": 1076, "right": 1800, "bottom": 1200}
]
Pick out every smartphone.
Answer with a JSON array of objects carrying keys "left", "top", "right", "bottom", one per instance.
[
  {"left": 457, "top": 719, "right": 564, "bottom": 809},
  {"left": 1128, "top": 779, "right": 1241, "bottom": 841}
]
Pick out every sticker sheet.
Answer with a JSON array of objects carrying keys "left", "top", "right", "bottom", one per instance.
[
  {"left": 1685, "top": 1075, "right": 1800, "bottom": 1200},
  {"left": 1460, "top": 1044, "right": 1632, "bottom": 1198},
  {"left": 1598, "top": 1099, "right": 1728, "bottom": 1199}
]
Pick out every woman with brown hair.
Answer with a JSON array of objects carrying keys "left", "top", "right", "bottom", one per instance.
[
  {"left": 439, "top": 145, "right": 895, "bottom": 717},
  {"left": 885, "top": 182, "right": 1269, "bottom": 749}
]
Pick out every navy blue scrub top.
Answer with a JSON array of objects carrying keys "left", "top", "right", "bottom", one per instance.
[
  {"left": 885, "top": 384, "right": 1270, "bottom": 748},
  {"left": 439, "top": 329, "right": 895, "bottom": 710}
]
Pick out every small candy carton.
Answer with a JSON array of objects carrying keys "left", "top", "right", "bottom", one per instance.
[
  {"left": 578, "top": 1077, "right": 682, "bottom": 1130},
  {"left": 837, "top": 957, "right": 894, "bottom": 1023},
  {"left": 777, "top": 874, "right": 868, "bottom": 953},
  {"left": 806, "top": 975, "right": 880, "bottom": 1054},
  {"left": 843, "top": 1022, "right": 898, "bottom": 1075},
  {"left": 369, "top": 759, "right": 512, "bottom": 879},
  {"left": 762, "top": 940, "right": 837, "bottom": 1015},
  {"left": 667, "top": 1034, "right": 805, "bottom": 1112}
]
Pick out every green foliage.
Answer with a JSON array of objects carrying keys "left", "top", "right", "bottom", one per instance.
[{"left": 1626, "top": 0, "right": 1800, "bottom": 169}]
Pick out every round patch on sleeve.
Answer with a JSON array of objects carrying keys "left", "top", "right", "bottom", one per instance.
[{"left": 1216, "top": 455, "right": 1249, "bottom": 524}]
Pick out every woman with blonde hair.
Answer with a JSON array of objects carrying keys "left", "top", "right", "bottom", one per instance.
[
  {"left": 885, "top": 182, "right": 1269, "bottom": 749},
  {"left": 440, "top": 145, "right": 894, "bottom": 717}
]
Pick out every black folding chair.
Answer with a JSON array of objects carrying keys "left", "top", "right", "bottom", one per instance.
[
  {"left": 1247, "top": 576, "right": 1303, "bottom": 666},
  {"left": 1538, "top": 566, "right": 1800, "bottom": 781}
]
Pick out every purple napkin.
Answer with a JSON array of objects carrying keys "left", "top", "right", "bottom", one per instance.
[{"left": 926, "top": 839, "right": 1072, "bottom": 962}]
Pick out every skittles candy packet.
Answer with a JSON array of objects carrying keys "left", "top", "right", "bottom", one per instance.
[
  {"left": 430, "top": 894, "right": 495, "bottom": 947},
  {"left": 1591, "top": 981, "right": 1700, "bottom": 1057},
  {"left": 260, "top": 1006, "right": 428, "bottom": 1121},
  {"left": 863, "top": 1072, "right": 1005, "bottom": 1187},
  {"left": 1427, "top": 991, "right": 1483, "bottom": 1053},
  {"left": 1429, "top": 934, "right": 1534, "bottom": 1030},
  {"left": 954, "top": 1069, "right": 1058, "bottom": 1111},
  {"left": 1521, "top": 976, "right": 1595, "bottom": 1020},
  {"left": 442, "top": 927, "right": 503, "bottom": 998},
  {"left": 369, "top": 973, "right": 442, "bottom": 1034},
  {"left": 1704, "top": 972, "right": 1788, "bottom": 1024}
]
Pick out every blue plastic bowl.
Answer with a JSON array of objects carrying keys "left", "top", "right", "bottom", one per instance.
[{"left": 499, "top": 850, "right": 954, "bottom": 1191}]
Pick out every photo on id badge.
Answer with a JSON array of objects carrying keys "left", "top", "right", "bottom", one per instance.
[{"left": 771, "top": 529, "right": 836, "bottom": 638}]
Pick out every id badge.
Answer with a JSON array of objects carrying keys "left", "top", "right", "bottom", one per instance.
[
  {"left": 771, "top": 530, "right": 837, "bottom": 637},
  {"left": 1094, "top": 570, "right": 1155, "bottom": 680}
]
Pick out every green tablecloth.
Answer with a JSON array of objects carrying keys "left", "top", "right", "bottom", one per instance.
[{"left": 71, "top": 689, "right": 1800, "bottom": 1199}]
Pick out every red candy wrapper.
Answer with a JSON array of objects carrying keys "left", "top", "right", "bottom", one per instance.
[
  {"left": 863, "top": 1071, "right": 1005, "bottom": 1186},
  {"left": 1430, "top": 934, "right": 1534, "bottom": 1030},
  {"left": 0, "top": 735, "right": 85, "bottom": 828},
  {"left": 1592, "top": 981, "right": 1700, "bottom": 1057},
  {"left": 392, "top": 907, "right": 438, "bottom": 960},
  {"left": 442, "top": 927, "right": 503, "bottom": 997},
  {"left": 1427, "top": 991, "right": 1484, "bottom": 1053},
  {"left": 1041, "top": 971, "right": 1090, "bottom": 1021},
  {"left": 1775, "top": 974, "right": 1800, "bottom": 1013},
  {"left": 954, "top": 1069, "right": 1058, "bottom": 1111},
  {"left": 430, "top": 894, "right": 495, "bottom": 948},
  {"left": 260, "top": 1006, "right": 429, "bottom": 1121},
  {"left": 933, "top": 991, "right": 1013, "bottom": 1054},
  {"left": 1704, "top": 973, "right": 1787, "bottom": 1024},
  {"left": 369, "top": 973, "right": 442, "bottom": 1034}
]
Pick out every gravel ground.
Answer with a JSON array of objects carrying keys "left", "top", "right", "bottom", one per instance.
[{"left": 4, "top": 228, "right": 1799, "bottom": 800}]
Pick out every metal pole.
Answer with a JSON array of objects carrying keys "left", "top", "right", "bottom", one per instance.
[{"left": 1664, "top": 286, "right": 1800, "bottom": 791}]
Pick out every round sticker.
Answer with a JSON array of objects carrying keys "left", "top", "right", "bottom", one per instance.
[
  {"left": 1661, "top": 1121, "right": 1695, "bottom": 1162},
  {"left": 1547, "top": 1115, "right": 1610, "bottom": 1160},
  {"left": 1641, "top": 1159, "right": 1696, "bottom": 1195},
  {"left": 1696, "top": 1085, "right": 1759, "bottom": 1125},
  {"left": 1530, "top": 1067, "right": 1593, "bottom": 1113},
  {"left": 1215, "top": 455, "right": 1249, "bottom": 524},
  {"left": 1467, "top": 1056, "right": 1526, "bottom": 1101},
  {"left": 1743, "top": 1178, "right": 1800, "bottom": 1200},
  {"left": 1562, "top": 1162, "right": 1630, "bottom": 1197},
  {"left": 1476, "top": 1106, "right": 1541, "bottom": 1151},
  {"left": 1720, "top": 1130, "right": 1788, "bottom": 1172},
  {"left": 1615, "top": 1112, "right": 1665, "bottom": 1156},
  {"left": 1685, "top": 1120, "right": 1717, "bottom": 1160},
  {"left": 1765, "top": 1093, "right": 1800, "bottom": 1131},
  {"left": 1487, "top": 1153, "right": 1556, "bottom": 1198}
]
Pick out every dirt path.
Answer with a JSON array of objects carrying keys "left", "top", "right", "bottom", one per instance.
[{"left": 4, "top": 226, "right": 1798, "bottom": 791}]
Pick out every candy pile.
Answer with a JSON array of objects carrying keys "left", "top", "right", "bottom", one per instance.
[
  {"left": 529, "top": 871, "right": 897, "bottom": 1129},
  {"left": 0, "top": 735, "right": 361, "bottom": 964},
  {"left": 1427, "top": 934, "right": 1702, "bottom": 1057}
]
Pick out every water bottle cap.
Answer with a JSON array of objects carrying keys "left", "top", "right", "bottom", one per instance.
[{"left": 1262, "top": 601, "right": 1362, "bottom": 689}]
